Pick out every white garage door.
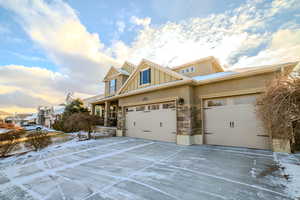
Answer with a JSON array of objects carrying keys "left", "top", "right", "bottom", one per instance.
[
  {"left": 204, "top": 95, "right": 270, "bottom": 149},
  {"left": 125, "top": 102, "right": 176, "bottom": 142}
]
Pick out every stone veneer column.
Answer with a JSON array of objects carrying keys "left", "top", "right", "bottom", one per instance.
[
  {"left": 177, "top": 104, "right": 193, "bottom": 135},
  {"left": 176, "top": 103, "right": 202, "bottom": 145},
  {"left": 116, "top": 106, "right": 125, "bottom": 136},
  {"left": 104, "top": 101, "right": 110, "bottom": 127}
]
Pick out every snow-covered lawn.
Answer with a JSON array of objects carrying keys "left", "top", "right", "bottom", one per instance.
[{"left": 0, "top": 137, "right": 299, "bottom": 200}]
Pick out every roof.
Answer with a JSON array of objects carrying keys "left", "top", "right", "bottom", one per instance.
[
  {"left": 194, "top": 61, "right": 299, "bottom": 85},
  {"left": 53, "top": 106, "right": 65, "bottom": 115},
  {"left": 23, "top": 113, "right": 37, "bottom": 121},
  {"left": 192, "top": 71, "right": 237, "bottom": 81},
  {"left": 117, "top": 59, "right": 191, "bottom": 95},
  {"left": 117, "top": 68, "right": 130, "bottom": 76},
  {"left": 172, "top": 56, "right": 224, "bottom": 72},
  {"left": 83, "top": 94, "right": 105, "bottom": 103}
]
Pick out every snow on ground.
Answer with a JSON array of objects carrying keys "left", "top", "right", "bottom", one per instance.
[
  {"left": 274, "top": 152, "right": 300, "bottom": 199},
  {"left": 0, "top": 128, "right": 10, "bottom": 134},
  {"left": 0, "top": 138, "right": 296, "bottom": 200}
]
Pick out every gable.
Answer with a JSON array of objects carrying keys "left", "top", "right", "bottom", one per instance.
[
  {"left": 173, "top": 56, "right": 224, "bottom": 77},
  {"left": 118, "top": 60, "right": 186, "bottom": 94},
  {"left": 103, "top": 67, "right": 119, "bottom": 81},
  {"left": 121, "top": 62, "right": 136, "bottom": 74}
]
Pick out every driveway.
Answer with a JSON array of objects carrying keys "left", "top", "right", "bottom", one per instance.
[{"left": 0, "top": 137, "right": 294, "bottom": 200}]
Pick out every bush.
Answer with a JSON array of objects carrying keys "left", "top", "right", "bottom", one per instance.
[
  {"left": 52, "top": 119, "right": 64, "bottom": 132},
  {"left": 52, "top": 99, "right": 90, "bottom": 133},
  {"left": 0, "top": 130, "right": 23, "bottom": 157},
  {"left": 64, "top": 113, "right": 102, "bottom": 139},
  {"left": 26, "top": 131, "right": 52, "bottom": 151},
  {"left": 257, "top": 76, "right": 300, "bottom": 150}
]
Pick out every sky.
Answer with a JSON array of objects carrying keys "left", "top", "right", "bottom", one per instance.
[{"left": 0, "top": 0, "right": 299, "bottom": 114}]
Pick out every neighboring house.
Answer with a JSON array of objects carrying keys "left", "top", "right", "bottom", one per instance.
[
  {"left": 37, "top": 105, "right": 65, "bottom": 128},
  {"left": 0, "top": 111, "right": 12, "bottom": 123},
  {"left": 89, "top": 56, "right": 299, "bottom": 150},
  {"left": 5, "top": 113, "right": 35, "bottom": 126}
]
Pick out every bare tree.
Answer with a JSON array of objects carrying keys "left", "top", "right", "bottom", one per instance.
[
  {"left": 26, "top": 131, "right": 52, "bottom": 151},
  {"left": 256, "top": 76, "right": 300, "bottom": 151},
  {"left": 0, "top": 130, "right": 23, "bottom": 157}
]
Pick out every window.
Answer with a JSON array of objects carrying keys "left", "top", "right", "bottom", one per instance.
[
  {"left": 136, "top": 106, "right": 145, "bottom": 111},
  {"left": 190, "top": 66, "right": 195, "bottom": 72},
  {"left": 233, "top": 95, "right": 257, "bottom": 105},
  {"left": 181, "top": 70, "right": 185, "bottom": 74},
  {"left": 185, "top": 68, "right": 189, "bottom": 73},
  {"left": 162, "top": 103, "right": 175, "bottom": 109},
  {"left": 148, "top": 104, "right": 160, "bottom": 110},
  {"left": 140, "top": 68, "right": 151, "bottom": 85},
  {"left": 109, "top": 79, "right": 116, "bottom": 94},
  {"left": 207, "top": 99, "right": 227, "bottom": 107}
]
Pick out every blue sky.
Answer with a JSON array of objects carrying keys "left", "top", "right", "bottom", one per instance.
[{"left": 0, "top": 0, "right": 299, "bottom": 113}]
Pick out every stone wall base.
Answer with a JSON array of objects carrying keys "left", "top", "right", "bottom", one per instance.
[
  {"left": 94, "top": 126, "right": 116, "bottom": 137},
  {"left": 176, "top": 134, "right": 203, "bottom": 145},
  {"left": 116, "top": 129, "right": 123, "bottom": 137},
  {"left": 272, "top": 138, "right": 291, "bottom": 153}
]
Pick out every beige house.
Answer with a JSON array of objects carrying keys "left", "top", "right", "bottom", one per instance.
[{"left": 90, "top": 56, "right": 299, "bottom": 150}]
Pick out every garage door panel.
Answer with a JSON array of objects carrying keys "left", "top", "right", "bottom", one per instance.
[
  {"left": 125, "top": 103, "right": 176, "bottom": 142},
  {"left": 204, "top": 95, "right": 270, "bottom": 150}
]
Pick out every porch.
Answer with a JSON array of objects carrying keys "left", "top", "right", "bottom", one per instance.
[{"left": 91, "top": 100, "right": 119, "bottom": 127}]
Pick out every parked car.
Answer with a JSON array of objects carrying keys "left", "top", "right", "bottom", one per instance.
[{"left": 21, "top": 125, "right": 46, "bottom": 131}]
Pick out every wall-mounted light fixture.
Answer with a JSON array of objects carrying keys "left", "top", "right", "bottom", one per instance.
[{"left": 178, "top": 98, "right": 184, "bottom": 105}]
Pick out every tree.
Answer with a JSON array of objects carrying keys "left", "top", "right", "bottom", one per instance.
[
  {"left": 64, "top": 113, "right": 102, "bottom": 139},
  {"left": 0, "top": 130, "right": 23, "bottom": 157},
  {"left": 256, "top": 76, "right": 300, "bottom": 151},
  {"left": 26, "top": 131, "right": 52, "bottom": 151},
  {"left": 63, "top": 99, "right": 89, "bottom": 118},
  {"left": 52, "top": 99, "right": 89, "bottom": 132}
]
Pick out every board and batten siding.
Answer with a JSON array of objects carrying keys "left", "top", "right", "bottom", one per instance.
[
  {"left": 173, "top": 60, "right": 221, "bottom": 77},
  {"left": 121, "top": 64, "right": 179, "bottom": 93}
]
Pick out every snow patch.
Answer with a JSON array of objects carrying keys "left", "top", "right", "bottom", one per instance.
[{"left": 274, "top": 152, "right": 300, "bottom": 199}]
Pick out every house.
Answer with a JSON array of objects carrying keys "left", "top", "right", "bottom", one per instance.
[
  {"left": 0, "top": 111, "right": 12, "bottom": 123},
  {"left": 4, "top": 113, "right": 34, "bottom": 126},
  {"left": 37, "top": 105, "right": 65, "bottom": 128},
  {"left": 89, "top": 56, "right": 299, "bottom": 150}
]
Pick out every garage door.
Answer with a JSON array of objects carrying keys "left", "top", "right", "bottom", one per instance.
[
  {"left": 125, "top": 102, "right": 176, "bottom": 142},
  {"left": 204, "top": 95, "right": 270, "bottom": 149}
]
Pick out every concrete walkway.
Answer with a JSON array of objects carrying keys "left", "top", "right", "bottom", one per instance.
[{"left": 0, "top": 137, "right": 293, "bottom": 200}]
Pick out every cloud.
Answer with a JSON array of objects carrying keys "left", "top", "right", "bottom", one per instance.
[
  {"left": 232, "top": 29, "right": 300, "bottom": 67},
  {"left": 130, "top": 16, "right": 151, "bottom": 27},
  {"left": 113, "top": 1, "right": 300, "bottom": 68},
  {"left": 0, "top": 0, "right": 299, "bottom": 113},
  {"left": 0, "top": 0, "right": 119, "bottom": 95},
  {"left": 0, "top": 91, "right": 50, "bottom": 108},
  {"left": 116, "top": 21, "right": 126, "bottom": 33}
]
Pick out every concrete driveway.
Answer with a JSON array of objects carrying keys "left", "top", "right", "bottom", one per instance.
[{"left": 0, "top": 137, "right": 292, "bottom": 200}]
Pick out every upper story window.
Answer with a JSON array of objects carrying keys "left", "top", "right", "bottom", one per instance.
[
  {"left": 180, "top": 66, "right": 195, "bottom": 74},
  {"left": 109, "top": 79, "right": 116, "bottom": 94},
  {"left": 140, "top": 68, "right": 151, "bottom": 85}
]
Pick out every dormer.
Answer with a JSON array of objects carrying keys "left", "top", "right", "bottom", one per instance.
[
  {"left": 103, "top": 62, "right": 136, "bottom": 97},
  {"left": 172, "top": 56, "right": 224, "bottom": 77}
]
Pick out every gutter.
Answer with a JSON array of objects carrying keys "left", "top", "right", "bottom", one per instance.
[{"left": 195, "top": 62, "right": 298, "bottom": 86}]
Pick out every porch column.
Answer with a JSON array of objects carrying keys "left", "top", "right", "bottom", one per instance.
[
  {"left": 91, "top": 104, "right": 96, "bottom": 115},
  {"left": 104, "top": 101, "right": 110, "bottom": 126}
]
